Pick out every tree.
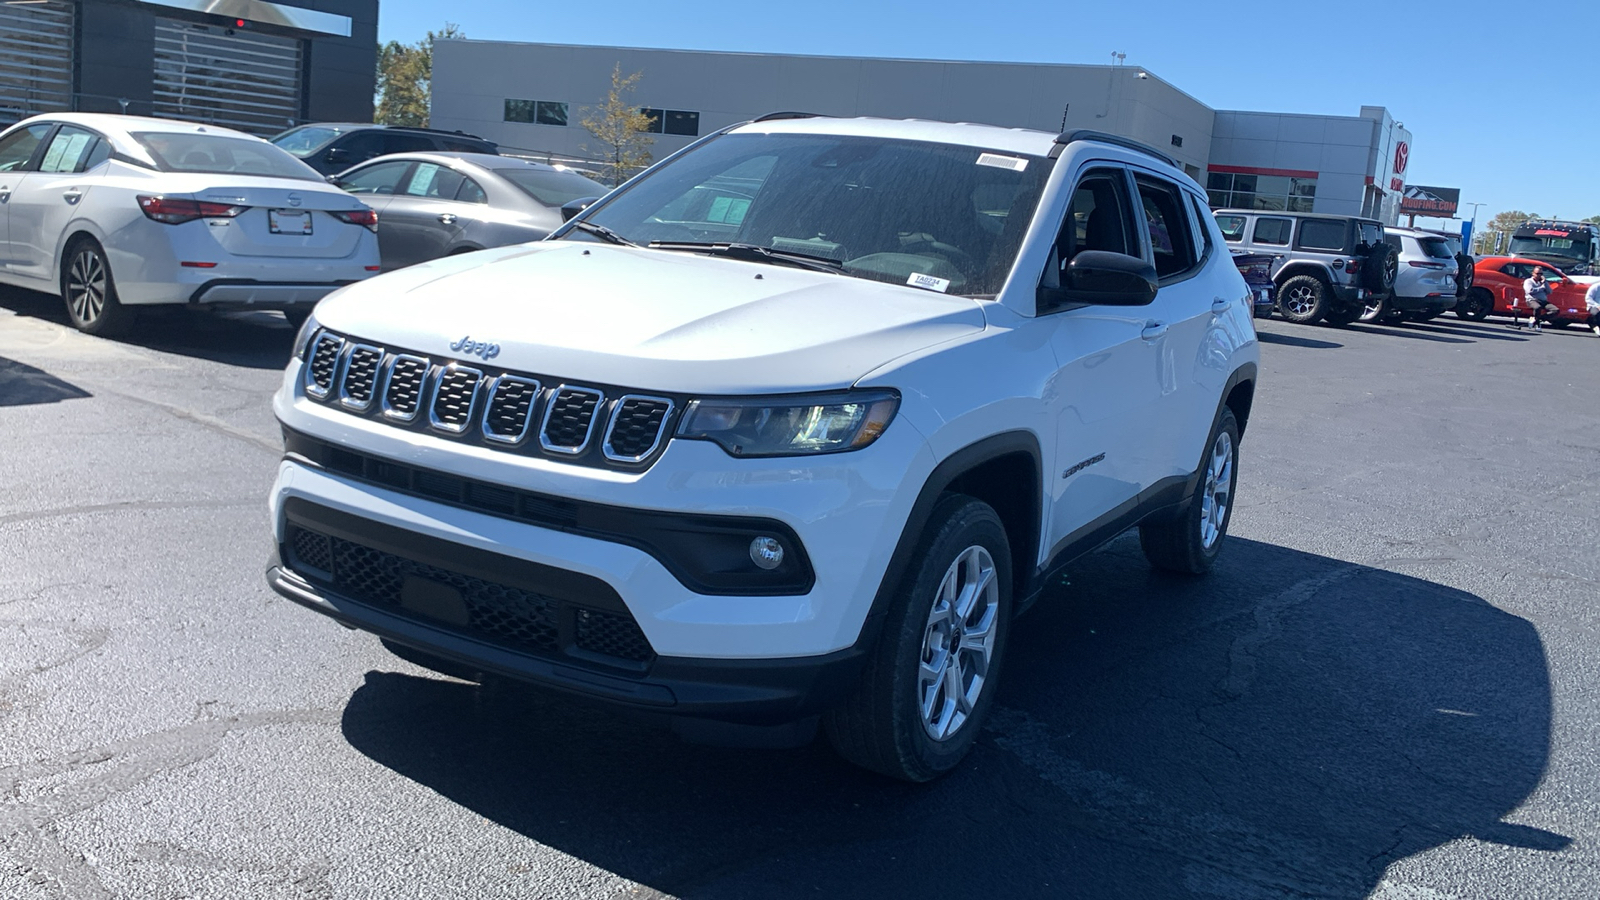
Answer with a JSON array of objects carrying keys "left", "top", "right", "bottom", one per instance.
[
  {"left": 1583, "top": 215, "right": 1600, "bottom": 226},
  {"left": 375, "top": 23, "right": 463, "bottom": 127},
  {"left": 581, "top": 65, "right": 655, "bottom": 186},
  {"left": 1486, "top": 210, "right": 1535, "bottom": 235}
]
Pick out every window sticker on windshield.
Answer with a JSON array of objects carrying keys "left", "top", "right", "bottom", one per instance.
[
  {"left": 908, "top": 272, "right": 951, "bottom": 293},
  {"left": 976, "top": 153, "right": 1028, "bottom": 172}
]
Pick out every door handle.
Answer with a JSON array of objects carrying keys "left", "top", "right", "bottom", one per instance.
[
  {"left": 1141, "top": 320, "right": 1168, "bottom": 340},
  {"left": 63, "top": 189, "right": 82, "bottom": 204},
  {"left": 0, "top": 186, "right": 9, "bottom": 202},
  {"left": 437, "top": 213, "right": 456, "bottom": 225},
  {"left": 1211, "top": 297, "right": 1233, "bottom": 314}
]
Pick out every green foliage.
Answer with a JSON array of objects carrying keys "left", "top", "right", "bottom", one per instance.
[
  {"left": 580, "top": 65, "right": 655, "bottom": 186},
  {"left": 375, "top": 23, "right": 464, "bottom": 127},
  {"left": 1583, "top": 215, "right": 1600, "bottom": 226}
]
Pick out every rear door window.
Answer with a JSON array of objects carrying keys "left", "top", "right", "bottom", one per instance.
[
  {"left": 1135, "top": 175, "right": 1197, "bottom": 279},
  {"left": 36, "top": 126, "right": 103, "bottom": 173},
  {"left": 401, "top": 162, "right": 466, "bottom": 200},
  {"left": 1297, "top": 219, "right": 1347, "bottom": 251},
  {"left": 1215, "top": 214, "right": 1246, "bottom": 243},
  {"left": 1252, "top": 217, "right": 1291, "bottom": 245}
]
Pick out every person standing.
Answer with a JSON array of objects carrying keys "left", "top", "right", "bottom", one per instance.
[
  {"left": 1586, "top": 278, "right": 1600, "bottom": 337},
  {"left": 1518, "top": 267, "right": 1553, "bottom": 331}
]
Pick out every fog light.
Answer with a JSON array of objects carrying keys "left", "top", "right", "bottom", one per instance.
[{"left": 749, "top": 536, "right": 784, "bottom": 570}]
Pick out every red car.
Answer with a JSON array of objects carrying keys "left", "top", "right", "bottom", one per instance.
[{"left": 1459, "top": 257, "right": 1595, "bottom": 326}]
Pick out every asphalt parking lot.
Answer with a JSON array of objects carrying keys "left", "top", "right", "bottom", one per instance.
[{"left": 2, "top": 288, "right": 1597, "bottom": 900}]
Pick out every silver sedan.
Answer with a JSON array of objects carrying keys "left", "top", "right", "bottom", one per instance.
[{"left": 331, "top": 152, "right": 608, "bottom": 270}]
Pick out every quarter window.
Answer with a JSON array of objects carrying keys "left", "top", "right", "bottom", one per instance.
[
  {"left": 1253, "top": 217, "right": 1291, "bottom": 246},
  {"left": 456, "top": 177, "right": 487, "bottom": 204}
]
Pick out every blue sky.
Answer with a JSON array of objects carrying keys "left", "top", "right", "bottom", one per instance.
[{"left": 380, "top": 0, "right": 1600, "bottom": 231}]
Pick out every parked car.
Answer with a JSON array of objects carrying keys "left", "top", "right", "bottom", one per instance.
[
  {"left": 1230, "top": 251, "right": 1276, "bottom": 317},
  {"left": 0, "top": 113, "right": 380, "bottom": 336},
  {"left": 1213, "top": 209, "right": 1396, "bottom": 325},
  {"left": 266, "top": 119, "right": 1260, "bottom": 782},
  {"left": 1361, "top": 227, "right": 1457, "bottom": 323},
  {"left": 1467, "top": 257, "right": 1596, "bottom": 327},
  {"left": 270, "top": 123, "right": 498, "bottom": 176},
  {"left": 330, "top": 153, "right": 609, "bottom": 270}
]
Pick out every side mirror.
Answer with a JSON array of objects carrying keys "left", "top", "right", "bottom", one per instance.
[
  {"left": 560, "top": 196, "right": 599, "bottom": 222},
  {"left": 1038, "top": 250, "right": 1159, "bottom": 310},
  {"left": 324, "top": 148, "right": 350, "bottom": 165}
]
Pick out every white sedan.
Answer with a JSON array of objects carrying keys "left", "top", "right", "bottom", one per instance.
[{"left": 0, "top": 113, "right": 381, "bottom": 336}]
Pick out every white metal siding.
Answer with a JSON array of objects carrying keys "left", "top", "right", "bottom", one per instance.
[
  {"left": 0, "top": 0, "right": 74, "bottom": 126},
  {"left": 153, "top": 18, "right": 303, "bottom": 135}
]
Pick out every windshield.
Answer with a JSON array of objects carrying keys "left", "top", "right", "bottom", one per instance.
[
  {"left": 270, "top": 125, "right": 346, "bottom": 157},
  {"left": 134, "top": 132, "right": 321, "bottom": 181},
  {"left": 569, "top": 132, "right": 1052, "bottom": 297},
  {"left": 497, "top": 167, "right": 608, "bottom": 207}
]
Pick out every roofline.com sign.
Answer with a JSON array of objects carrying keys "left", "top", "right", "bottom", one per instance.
[{"left": 1399, "top": 185, "right": 1460, "bottom": 217}]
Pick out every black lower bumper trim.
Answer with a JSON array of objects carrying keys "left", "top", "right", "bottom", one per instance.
[{"left": 266, "top": 562, "right": 871, "bottom": 725}]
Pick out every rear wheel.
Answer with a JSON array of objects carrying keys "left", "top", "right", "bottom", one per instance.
[
  {"left": 282, "top": 308, "right": 312, "bottom": 330},
  {"left": 1141, "top": 407, "right": 1240, "bottom": 575},
  {"left": 1357, "top": 292, "right": 1389, "bottom": 324},
  {"left": 61, "top": 239, "right": 134, "bottom": 337},
  {"left": 1277, "top": 276, "right": 1328, "bottom": 324},
  {"left": 825, "top": 495, "right": 1011, "bottom": 782}
]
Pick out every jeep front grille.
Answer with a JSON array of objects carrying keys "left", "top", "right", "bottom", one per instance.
[{"left": 301, "top": 330, "right": 678, "bottom": 469}]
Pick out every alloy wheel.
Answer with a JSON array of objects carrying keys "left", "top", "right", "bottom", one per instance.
[
  {"left": 1200, "top": 430, "right": 1235, "bottom": 549},
  {"left": 918, "top": 544, "right": 999, "bottom": 742},
  {"left": 67, "top": 249, "right": 107, "bottom": 325},
  {"left": 1283, "top": 285, "right": 1316, "bottom": 317}
]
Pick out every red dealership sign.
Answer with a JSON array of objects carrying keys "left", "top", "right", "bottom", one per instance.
[{"left": 1393, "top": 141, "right": 1409, "bottom": 175}]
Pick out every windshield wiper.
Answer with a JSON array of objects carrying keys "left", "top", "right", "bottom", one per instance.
[
  {"left": 646, "top": 241, "right": 844, "bottom": 274},
  {"left": 567, "top": 220, "right": 637, "bottom": 247}
]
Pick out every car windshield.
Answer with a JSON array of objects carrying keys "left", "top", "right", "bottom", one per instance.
[
  {"left": 569, "top": 131, "right": 1053, "bottom": 297},
  {"left": 496, "top": 167, "right": 608, "bottom": 207},
  {"left": 270, "top": 125, "right": 346, "bottom": 157},
  {"left": 134, "top": 132, "right": 321, "bottom": 181}
]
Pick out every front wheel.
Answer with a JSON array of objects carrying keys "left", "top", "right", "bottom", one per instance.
[
  {"left": 1140, "top": 407, "right": 1240, "bottom": 575},
  {"left": 61, "top": 239, "right": 134, "bottom": 337},
  {"left": 825, "top": 495, "right": 1012, "bottom": 782}
]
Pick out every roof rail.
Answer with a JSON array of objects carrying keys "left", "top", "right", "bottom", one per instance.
[
  {"left": 384, "top": 124, "right": 493, "bottom": 141},
  {"left": 1049, "top": 129, "right": 1179, "bottom": 167},
  {"left": 752, "top": 111, "right": 827, "bottom": 122}
]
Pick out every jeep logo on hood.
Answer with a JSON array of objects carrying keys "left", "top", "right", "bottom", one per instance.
[{"left": 449, "top": 335, "right": 500, "bottom": 360}]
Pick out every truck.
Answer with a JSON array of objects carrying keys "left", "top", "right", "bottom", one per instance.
[{"left": 1508, "top": 219, "right": 1599, "bottom": 276}]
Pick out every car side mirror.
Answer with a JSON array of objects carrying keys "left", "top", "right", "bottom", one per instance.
[
  {"left": 1038, "top": 250, "right": 1159, "bottom": 311},
  {"left": 324, "top": 148, "right": 349, "bottom": 165},
  {"left": 561, "top": 197, "right": 599, "bottom": 222}
]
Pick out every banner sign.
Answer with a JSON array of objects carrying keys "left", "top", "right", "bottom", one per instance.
[{"left": 1399, "top": 185, "right": 1460, "bottom": 217}]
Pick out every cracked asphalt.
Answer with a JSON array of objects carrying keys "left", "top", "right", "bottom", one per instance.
[{"left": 1, "top": 286, "right": 1597, "bottom": 899}]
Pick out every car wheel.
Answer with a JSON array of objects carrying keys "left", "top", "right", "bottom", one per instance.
[
  {"left": 1140, "top": 407, "right": 1240, "bottom": 575},
  {"left": 1455, "top": 253, "right": 1475, "bottom": 295},
  {"left": 1456, "top": 288, "right": 1493, "bottom": 321},
  {"left": 61, "top": 239, "right": 134, "bottom": 337},
  {"left": 282, "top": 309, "right": 312, "bottom": 330},
  {"left": 1357, "top": 292, "right": 1389, "bottom": 323},
  {"left": 1277, "top": 276, "right": 1328, "bottom": 324},
  {"left": 1322, "top": 306, "right": 1359, "bottom": 326},
  {"left": 825, "top": 494, "right": 1012, "bottom": 782}
]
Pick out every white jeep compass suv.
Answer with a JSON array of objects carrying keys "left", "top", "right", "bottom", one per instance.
[{"left": 266, "top": 115, "right": 1260, "bottom": 781}]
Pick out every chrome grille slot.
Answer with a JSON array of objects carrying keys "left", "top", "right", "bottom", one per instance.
[
  {"left": 305, "top": 333, "right": 344, "bottom": 399},
  {"left": 381, "top": 354, "right": 429, "bottom": 421},
  {"left": 481, "top": 376, "right": 541, "bottom": 444},
  {"left": 428, "top": 365, "right": 484, "bottom": 433},
  {"left": 338, "top": 344, "right": 384, "bottom": 410},
  {"left": 602, "top": 395, "right": 674, "bottom": 462},
  {"left": 539, "top": 386, "right": 604, "bottom": 454}
]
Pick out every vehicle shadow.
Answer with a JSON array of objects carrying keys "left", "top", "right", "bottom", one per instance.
[
  {"left": 1327, "top": 322, "right": 1474, "bottom": 344},
  {"left": 0, "top": 356, "right": 92, "bottom": 406},
  {"left": 1385, "top": 318, "right": 1532, "bottom": 342},
  {"left": 1256, "top": 330, "right": 1343, "bottom": 349},
  {"left": 0, "top": 285, "right": 296, "bottom": 371},
  {"left": 337, "top": 537, "right": 1557, "bottom": 899}
]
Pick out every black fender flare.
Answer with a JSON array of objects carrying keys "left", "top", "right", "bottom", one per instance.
[
  {"left": 1274, "top": 262, "right": 1335, "bottom": 290},
  {"left": 854, "top": 430, "right": 1043, "bottom": 650}
]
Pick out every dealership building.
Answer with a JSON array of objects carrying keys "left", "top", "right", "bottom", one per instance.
[
  {"left": 0, "top": 0, "right": 376, "bottom": 136},
  {"left": 431, "top": 40, "right": 1419, "bottom": 224}
]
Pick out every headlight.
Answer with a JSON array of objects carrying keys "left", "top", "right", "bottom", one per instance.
[
  {"left": 676, "top": 390, "right": 899, "bottom": 457},
  {"left": 292, "top": 311, "right": 321, "bottom": 361}
]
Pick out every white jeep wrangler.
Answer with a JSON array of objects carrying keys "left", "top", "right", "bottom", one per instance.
[{"left": 267, "top": 115, "right": 1260, "bottom": 781}]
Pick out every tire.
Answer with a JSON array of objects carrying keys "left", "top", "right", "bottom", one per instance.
[
  {"left": 1277, "top": 275, "right": 1328, "bottom": 324},
  {"left": 1455, "top": 288, "right": 1493, "bottom": 321},
  {"left": 1357, "top": 291, "right": 1389, "bottom": 324},
  {"left": 1455, "top": 253, "right": 1475, "bottom": 296},
  {"left": 1140, "top": 407, "right": 1240, "bottom": 575},
  {"left": 61, "top": 238, "right": 134, "bottom": 337},
  {"left": 1361, "top": 243, "right": 1399, "bottom": 293},
  {"left": 1321, "top": 306, "right": 1359, "bottom": 326},
  {"left": 825, "top": 494, "right": 1012, "bottom": 782},
  {"left": 282, "top": 308, "right": 312, "bottom": 330}
]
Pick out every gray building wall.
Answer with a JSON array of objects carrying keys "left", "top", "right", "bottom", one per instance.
[{"left": 429, "top": 40, "right": 1215, "bottom": 177}]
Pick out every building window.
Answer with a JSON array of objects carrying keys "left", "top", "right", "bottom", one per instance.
[
  {"left": 1170, "top": 134, "right": 1183, "bottom": 148},
  {"left": 639, "top": 107, "right": 700, "bottom": 137},
  {"left": 505, "top": 99, "right": 568, "bottom": 126},
  {"left": 1207, "top": 171, "right": 1315, "bottom": 212}
]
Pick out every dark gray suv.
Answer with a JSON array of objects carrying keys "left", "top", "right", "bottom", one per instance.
[
  {"left": 1213, "top": 209, "right": 1398, "bottom": 325},
  {"left": 271, "top": 123, "right": 499, "bottom": 176}
]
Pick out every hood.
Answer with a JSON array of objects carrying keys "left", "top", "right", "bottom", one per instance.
[{"left": 314, "top": 242, "right": 987, "bottom": 393}]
